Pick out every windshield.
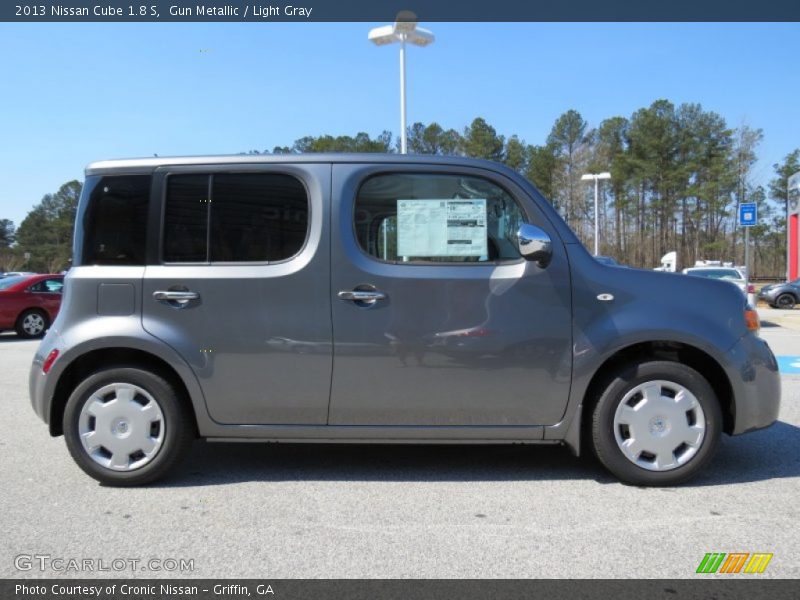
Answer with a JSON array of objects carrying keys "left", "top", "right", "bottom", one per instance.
[{"left": 0, "top": 276, "right": 28, "bottom": 290}]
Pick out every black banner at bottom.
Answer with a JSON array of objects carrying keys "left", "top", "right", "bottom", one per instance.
[{"left": 3, "top": 579, "right": 798, "bottom": 600}]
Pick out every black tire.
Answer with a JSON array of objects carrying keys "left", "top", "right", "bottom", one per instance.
[
  {"left": 775, "top": 293, "right": 796, "bottom": 310},
  {"left": 63, "top": 366, "right": 195, "bottom": 486},
  {"left": 15, "top": 309, "right": 49, "bottom": 339},
  {"left": 590, "top": 361, "right": 722, "bottom": 486}
]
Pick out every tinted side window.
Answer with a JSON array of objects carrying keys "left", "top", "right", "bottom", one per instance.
[
  {"left": 163, "top": 173, "right": 308, "bottom": 263},
  {"left": 355, "top": 173, "right": 526, "bottom": 263},
  {"left": 164, "top": 175, "right": 209, "bottom": 263},
  {"left": 28, "top": 279, "right": 63, "bottom": 293},
  {"left": 83, "top": 175, "right": 150, "bottom": 265},
  {"left": 210, "top": 174, "right": 308, "bottom": 262}
]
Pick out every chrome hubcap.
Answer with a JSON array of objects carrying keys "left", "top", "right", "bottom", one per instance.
[
  {"left": 22, "top": 313, "right": 45, "bottom": 335},
  {"left": 613, "top": 380, "right": 706, "bottom": 472},
  {"left": 78, "top": 383, "right": 165, "bottom": 471}
]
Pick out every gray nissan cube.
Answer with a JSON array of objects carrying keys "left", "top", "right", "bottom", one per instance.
[{"left": 29, "top": 154, "right": 780, "bottom": 486}]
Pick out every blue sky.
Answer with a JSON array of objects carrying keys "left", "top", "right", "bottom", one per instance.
[{"left": 0, "top": 22, "right": 798, "bottom": 226}]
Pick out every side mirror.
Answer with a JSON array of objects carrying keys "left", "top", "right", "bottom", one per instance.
[{"left": 517, "top": 224, "right": 552, "bottom": 268}]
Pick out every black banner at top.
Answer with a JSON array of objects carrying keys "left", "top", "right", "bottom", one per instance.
[{"left": 2, "top": 0, "right": 800, "bottom": 22}]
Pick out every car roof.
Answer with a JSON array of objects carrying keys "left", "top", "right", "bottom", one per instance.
[{"left": 85, "top": 153, "right": 518, "bottom": 176}]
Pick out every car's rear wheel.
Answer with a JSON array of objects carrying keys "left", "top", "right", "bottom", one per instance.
[
  {"left": 63, "top": 366, "right": 195, "bottom": 486},
  {"left": 591, "top": 361, "right": 721, "bottom": 486},
  {"left": 15, "top": 309, "right": 49, "bottom": 338},
  {"left": 775, "top": 293, "right": 796, "bottom": 309}
]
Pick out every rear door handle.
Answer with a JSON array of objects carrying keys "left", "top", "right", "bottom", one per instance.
[
  {"left": 337, "top": 290, "right": 386, "bottom": 302},
  {"left": 153, "top": 290, "right": 200, "bottom": 307},
  {"left": 337, "top": 289, "right": 387, "bottom": 306}
]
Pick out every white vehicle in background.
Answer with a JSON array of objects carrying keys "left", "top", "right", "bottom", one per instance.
[
  {"left": 682, "top": 266, "right": 754, "bottom": 300},
  {"left": 654, "top": 251, "right": 677, "bottom": 272}
]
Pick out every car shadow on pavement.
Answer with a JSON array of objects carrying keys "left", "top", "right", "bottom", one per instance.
[
  {"left": 0, "top": 333, "right": 40, "bottom": 343},
  {"left": 161, "top": 442, "right": 614, "bottom": 487},
  {"left": 690, "top": 420, "right": 800, "bottom": 487},
  {"left": 156, "top": 420, "right": 800, "bottom": 488}
]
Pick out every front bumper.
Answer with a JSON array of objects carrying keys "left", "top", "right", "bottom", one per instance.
[
  {"left": 724, "top": 333, "right": 781, "bottom": 435},
  {"left": 757, "top": 288, "right": 779, "bottom": 303}
]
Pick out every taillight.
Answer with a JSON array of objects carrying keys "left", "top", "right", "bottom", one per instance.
[
  {"left": 747, "top": 284, "right": 755, "bottom": 294},
  {"left": 42, "top": 349, "right": 59, "bottom": 374},
  {"left": 744, "top": 309, "right": 760, "bottom": 332}
]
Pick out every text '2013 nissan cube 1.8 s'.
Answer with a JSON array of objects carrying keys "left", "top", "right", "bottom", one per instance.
[{"left": 30, "top": 155, "right": 780, "bottom": 486}]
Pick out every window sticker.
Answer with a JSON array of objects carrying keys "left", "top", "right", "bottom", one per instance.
[{"left": 397, "top": 199, "right": 488, "bottom": 258}]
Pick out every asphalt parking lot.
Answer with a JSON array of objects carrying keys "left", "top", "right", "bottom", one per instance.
[{"left": 1, "top": 313, "right": 798, "bottom": 579}]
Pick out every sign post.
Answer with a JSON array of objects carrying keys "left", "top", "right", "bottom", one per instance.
[
  {"left": 789, "top": 172, "right": 800, "bottom": 281},
  {"left": 739, "top": 203, "right": 757, "bottom": 304}
]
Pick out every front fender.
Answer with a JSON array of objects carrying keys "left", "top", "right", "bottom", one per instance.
[{"left": 545, "top": 245, "right": 748, "bottom": 444}]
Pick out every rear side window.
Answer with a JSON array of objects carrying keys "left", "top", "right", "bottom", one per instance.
[
  {"left": 82, "top": 175, "right": 150, "bottom": 265},
  {"left": 355, "top": 173, "right": 527, "bottom": 263},
  {"left": 163, "top": 173, "right": 308, "bottom": 263},
  {"left": 28, "top": 279, "right": 64, "bottom": 293},
  {"left": 164, "top": 175, "right": 209, "bottom": 263}
]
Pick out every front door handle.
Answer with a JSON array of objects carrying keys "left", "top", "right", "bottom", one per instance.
[
  {"left": 153, "top": 290, "right": 200, "bottom": 308},
  {"left": 337, "top": 289, "right": 387, "bottom": 306}
]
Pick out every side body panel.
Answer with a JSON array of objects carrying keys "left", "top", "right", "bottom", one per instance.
[
  {"left": 141, "top": 163, "right": 333, "bottom": 425},
  {"left": 30, "top": 266, "right": 215, "bottom": 437},
  {"left": 328, "top": 163, "right": 574, "bottom": 427}
]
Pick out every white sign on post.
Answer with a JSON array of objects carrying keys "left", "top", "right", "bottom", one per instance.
[{"left": 397, "top": 199, "right": 488, "bottom": 258}]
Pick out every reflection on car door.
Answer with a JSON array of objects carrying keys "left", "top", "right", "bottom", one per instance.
[
  {"left": 142, "top": 164, "right": 333, "bottom": 425},
  {"left": 328, "top": 165, "right": 573, "bottom": 426}
]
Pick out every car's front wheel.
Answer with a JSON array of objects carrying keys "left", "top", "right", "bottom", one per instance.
[
  {"left": 775, "top": 293, "right": 796, "bottom": 310},
  {"left": 591, "top": 361, "right": 721, "bottom": 486},
  {"left": 63, "top": 366, "right": 195, "bottom": 486}
]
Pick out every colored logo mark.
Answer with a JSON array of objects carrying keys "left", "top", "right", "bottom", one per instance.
[{"left": 696, "top": 552, "right": 773, "bottom": 574}]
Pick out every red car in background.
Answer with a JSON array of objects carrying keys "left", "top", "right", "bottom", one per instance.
[{"left": 0, "top": 274, "right": 64, "bottom": 338}]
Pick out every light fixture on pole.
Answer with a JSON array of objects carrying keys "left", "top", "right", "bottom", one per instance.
[
  {"left": 368, "top": 12, "right": 434, "bottom": 154},
  {"left": 581, "top": 172, "right": 612, "bottom": 256}
]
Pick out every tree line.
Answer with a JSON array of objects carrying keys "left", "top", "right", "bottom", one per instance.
[
  {"left": 1, "top": 181, "right": 80, "bottom": 274},
  {"left": 3, "top": 99, "right": 799, "bottom": 276}
]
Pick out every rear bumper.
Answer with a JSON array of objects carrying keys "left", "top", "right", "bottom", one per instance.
[
  {"left": 29, "top": 359, "right": 48, "bottom": 423},
  {"left": 29, "top": 329, "right": 62, "bottom": 427},
  {"left": 724, "top": 333, "right": 781, "bottom": 435}
]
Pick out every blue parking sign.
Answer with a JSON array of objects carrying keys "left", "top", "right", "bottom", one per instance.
[{"left": 739, "top": 203, "right": 757, "bottom": 227}]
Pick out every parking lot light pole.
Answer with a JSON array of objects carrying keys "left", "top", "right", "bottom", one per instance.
[
  {"left": 368, "top": 15, "right": 434, "bottom": 154},
  {"left": 581, "top": 172, "right": 612, "bottom": 255}
]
